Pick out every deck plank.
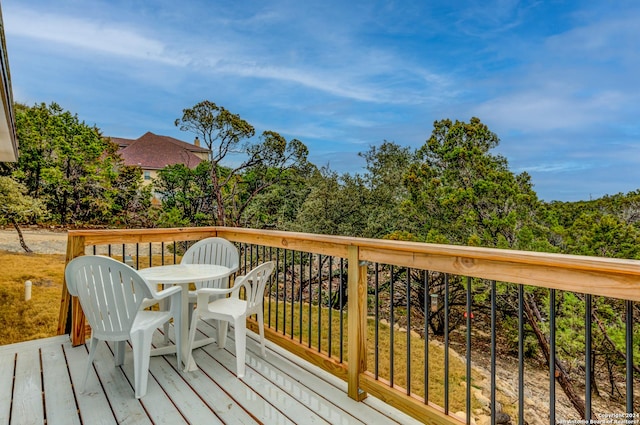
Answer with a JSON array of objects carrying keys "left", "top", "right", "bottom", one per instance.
[
  {"left": 11, "top": 349, "right": 44, "bottom": 425},
  {"left": 41, "top": 342, "right": 81, "bottom": 425},
  {"left": 0, "top": 332, "right": 420, "bottom": 425},
  {"left": 0, "top": 351, "right": 15, "bottom": 424},
  {"left": 194, "top": 321, "right": 331, "bottom": 425},
  {"left": 192, "top": 346, "right": 302, "bottom": 424},
  {"left": 144, "top": 354, "right": 224, "bottom": 424},
  {"left": 172, "top": 360, "right": 258, "bottom": 424},
  {"left": 91, "top": 342, "right": 152, "bottom": 425},
  {"left": 251, "top": 335, "right": 423, "bottom": 425},
  {"left": 64, "top": 342, "right": 118, "bottom": 425}
]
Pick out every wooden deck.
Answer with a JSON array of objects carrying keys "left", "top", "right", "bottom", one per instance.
[{"left": 0, "top": 320, "right": 422, "bottom": 425}]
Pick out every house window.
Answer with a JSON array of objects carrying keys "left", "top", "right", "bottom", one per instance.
[{"left": 144, "top": 171, "right": 151, "bottom": 180}]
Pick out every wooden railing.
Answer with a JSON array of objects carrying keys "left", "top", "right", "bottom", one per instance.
[{"left": 58, "top": 227, "right": 640, "bottom": 425}]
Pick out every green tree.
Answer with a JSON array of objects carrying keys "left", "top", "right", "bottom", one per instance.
[
  {"left": 12, "top": 102, "right": 122, "bottom": 225},
  {"left": 106, "top": 165, "right": 154, "bottom": 227},
  {"left": 154, "top": 162, "right": 214, "bottom": 226},
  {"left": 292, "top": 167, "right": 369, "bottom": 236},
  {"left": 175, "top": 101, "right": 310, "bottom": 226},
  {"left": 403, "top": 117, "right": 544, "bottom": 249},
  {"left": 0, "top": 176, "right": 46, "bottom": 252},
  {"left": 359, "top": 141, "right": 415, "bottom": 239}
]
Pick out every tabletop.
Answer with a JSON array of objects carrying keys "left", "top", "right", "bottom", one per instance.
[{"left": 138, "top": 263, "right": 233, "bottom": 284}]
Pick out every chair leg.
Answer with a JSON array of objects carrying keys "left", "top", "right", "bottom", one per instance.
[
  {"left": 114, "top": 340, "right": 126, "bottom": 366},
  {"left": 130, "top": 329, "right": 153, "bottom": 399},
  {"left": 162, "top": 322, "right": 170, "bottom": 344},
  {"left": 82, "top": 337, "right": 100, "bottom": 392},
  {"left": 234, "top": 317, "right": 246, "bottom": 378},
  {"left": 257, "top": 310, "right": 266, "bottom": 357},
  {"left": 161, "top": 298, "right": 170, "bottom": 344},
  {"left": 217, "top": 320, "right": 229, "bottom": 349}
]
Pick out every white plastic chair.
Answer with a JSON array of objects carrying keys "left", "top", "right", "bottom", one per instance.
[
  {"left": 181, "top": 237, "right": 240, "bottom": 317},
  {"left": 187, "top": 261, "right": 275, "bottom": 378},
  {"left": 65, "top": 255, "right": 182, "bottom": 399}
]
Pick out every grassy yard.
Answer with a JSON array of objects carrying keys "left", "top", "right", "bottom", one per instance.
[{"left": 0, "top": 250, "right": 66, "bottom": 344}]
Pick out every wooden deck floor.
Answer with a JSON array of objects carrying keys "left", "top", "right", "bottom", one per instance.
[{"left": 0, "top": 320, "right": 422, "bottom": 425}]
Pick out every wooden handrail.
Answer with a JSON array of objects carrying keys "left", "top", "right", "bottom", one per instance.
[{"left": 58, "top": 226, "right": 640, "bottom": 425}]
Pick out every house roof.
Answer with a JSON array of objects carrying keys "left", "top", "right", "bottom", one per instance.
[{"left": 115, "top": 132, "right": 209, "bottom": 170}]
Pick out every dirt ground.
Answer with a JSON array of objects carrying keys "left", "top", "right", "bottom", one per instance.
[{"left": 0, "top": 227, "right": 67, "bottom": 254}]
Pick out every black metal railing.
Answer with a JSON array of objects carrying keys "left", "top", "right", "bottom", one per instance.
[{"left": 63, "top": 228, "right": 639, "bottom": 425}]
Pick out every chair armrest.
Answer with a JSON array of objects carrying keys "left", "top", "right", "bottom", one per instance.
[
  {"left": 152, "top": 285, "right": 182, "bottom": 300},
  {"left": 194, "top": 283, "right": 241, "bottom": 306}
]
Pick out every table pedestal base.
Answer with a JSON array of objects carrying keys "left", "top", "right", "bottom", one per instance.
[{"left": 151, "top": 337, "right": 216, "bottom": 372}]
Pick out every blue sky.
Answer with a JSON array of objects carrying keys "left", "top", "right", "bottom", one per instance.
[{"left": 2, "top": 0, "right": 640, "bottom": 202}]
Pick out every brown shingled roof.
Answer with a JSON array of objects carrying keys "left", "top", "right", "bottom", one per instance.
[
  {"left": 110, "top": 137, "right": 136, "bottom": 148},
  {"left": 116, "top": 132, "right": 209, "bottom": 170}
]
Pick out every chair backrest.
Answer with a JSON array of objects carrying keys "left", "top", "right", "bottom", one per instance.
[
  {"left": 181, "top": 237, "right": 239, "bottom": 290},
  {"left": 237, "top": 261, "right": 275, "bottom": 313},
  {"left": 65, "top": 255, "right": 153, "bottom": 340}
]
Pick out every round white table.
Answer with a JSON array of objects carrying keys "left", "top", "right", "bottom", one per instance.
[{"left": 138, "top": 263, "right": 236, "bottom": 371}]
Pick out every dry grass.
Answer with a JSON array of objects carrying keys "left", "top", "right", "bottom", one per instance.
[
  {"left": 264, "top": 299, "right": 482, "bottom": 413},
  {"left": 0, "top": 251, "right": 66, "bottom": 344}
]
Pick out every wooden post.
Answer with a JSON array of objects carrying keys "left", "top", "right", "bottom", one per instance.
[
  {"left": 57, "top": 234, "right": 86, "bottom": 346},
  {"left": 347, "top": 245, "right": 368, "bottom": 401}
]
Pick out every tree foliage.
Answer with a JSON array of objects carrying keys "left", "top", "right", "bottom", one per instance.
[
  {"left": 174, "top": 100, "right": 311, "bottom": 226},
  {"left": 0, "top": 176, "right": 46, "bottom": 252},
  {"left": 403, "top": 117, "right": 544, "bottom": 249},
  {"left": 10, "top": 102, "right": 147, "bottom": 226}
]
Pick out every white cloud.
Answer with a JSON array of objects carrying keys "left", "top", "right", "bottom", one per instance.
[{"left": 4, "top": 7, "right": 185, "bottom": 65}]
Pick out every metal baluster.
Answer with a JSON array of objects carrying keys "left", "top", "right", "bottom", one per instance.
[
  {"left": 390, "top": 265, "right": 395, "bottom": 386},
  {"left": 518, "top": 285, "right": 524, "bottom": 425},
  {"left": 339, "top": 258, "right": 345, "bottom": 363},
  {"left": 491, "top": 281, "right": 497, "bottom": 425},
  {"left": 275, "top": 248, "right": 280, "bottom": 333},
  {"left": 585, "top": 294, "right": 592, "bottom": 420},
  {"left": 466, "top": 276, "right": 472, "bottom": 425},
  {"left": 299, "top": 251, "right": 304, "bottom": 345},
  {"left": 375, "top": 262, "right": 380, "bottom": 379},
  {"left": 626, "top": 300, "right": 634, "bottom": 413},
  {"left": 328, "top": 256, "right": 333, "bottom": 357},
  {"left": 444, "top": 273, "right": 450, "bottom": 414},
  {"left": 267, "top": 245, "right": 273, "bottom": 328},
  {"left": 424, "top": 270, "right": 429, "bottom": 403},
  {"left": 290, "top": 250, "right": 295, "bottom": 339},
  {"left": 406, "top": 268, "right": 411, "bottom": 395},
  {"left": 318, "top": 254, "right": 322, "bottom": 351},
  {"left": 172, "top": 241, "right": 176, "bottom": 264},
  {"left": 550, "top": 289, "right": 556, "bottom": 423},
  {"left": 308, "top": 252, "right": 313, "bottom": 348},
  {"left": 283, "top": 248, "right": 287, "bottom": 336}
]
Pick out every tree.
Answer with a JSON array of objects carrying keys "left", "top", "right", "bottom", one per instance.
[
  {"left": 359, "top": 141, "right": 415, "bottom": 238},
  {"left": 154, "top": 162, "right": 214, "bottom": 226},
  {"left": 0, "top": 176, "right": 46, "bottom": 252},
  {"left": 12, "top": 102, "right": 123, "bottom": 225},
  {"left": 292, "top": 167, "right": 369, "bottom": 236},
  {"left": 175, "top": 101, "right": 311, "bottom": 226},
  {"left": 403, "top": 117, "right": 544, "bottom": 248},
  {"left": 106, "top": 164, "right": 154, "bottom": 227},
  {"left": 399, "top": 118, "right": 599, "bottom": 418}
]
